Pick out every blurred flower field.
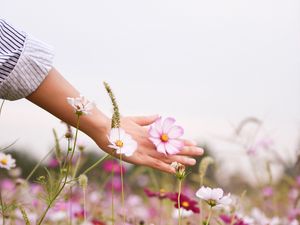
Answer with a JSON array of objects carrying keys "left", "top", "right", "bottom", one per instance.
[{"left": 0, "top": 86, "right": 299, "bottom": 225}]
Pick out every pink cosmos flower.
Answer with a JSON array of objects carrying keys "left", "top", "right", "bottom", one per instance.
[{"left": 148, "top": 117, "right": 184, "bottom": 155}]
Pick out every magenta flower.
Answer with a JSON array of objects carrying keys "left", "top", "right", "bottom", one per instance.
[
  {"left": 144, "top": 188, "right": 169, "bottom": 200},
  {"left": 168, "top": 192, "right": 200, "bottom": 214},
  {"left": 103, "top": 160, "right": 126, "bottom": 174},
  {"left": 148, "top": 117, "right": 184, "bottom": 155},
  {"left": 48, "top": 157, "right": 59, "bottom": 168}
]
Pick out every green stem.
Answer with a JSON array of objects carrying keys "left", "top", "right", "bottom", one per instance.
[
  {"left": 69, "top": 187, "right": 73, "bottom": 225},
  {"left": 81, "top": 154, "right": 110, "bottom": 175},
  {"left": 148, "top": 168, "right": 160, "bottom": 191},
  {"left": 0, "top": 191, "right": 5, "bottom": 225},
  {"left": 206, "top": 207, "right": 213, "bottom": 225},
  {"left": 72, "top": 151, "right": 82, "bottom": 178},
  {"left": 177, "top": 180, "right": 182, "bottom": 225},
  {"left": 199, "top": 201, "right": 203, "bottom": 225},
  {"left": 26, "top": 137, "right": 63, "bottom": 181},
  {"left": 37, "top": 115, "right": 80, "bottom": 225},
  {"left": 83, "top": 187, "right": 87, "bottom": 222},
  {"left": 120, "top": 153, "right": 126, "bottom": 224}
]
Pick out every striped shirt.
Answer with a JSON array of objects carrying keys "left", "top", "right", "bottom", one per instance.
[{"left": 0, "top": 18, "right": 54, "bottom": 100}]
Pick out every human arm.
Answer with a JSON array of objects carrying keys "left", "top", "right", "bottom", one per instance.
[{"left": 26, "top": 68, "right": 204, "bottom": 173}]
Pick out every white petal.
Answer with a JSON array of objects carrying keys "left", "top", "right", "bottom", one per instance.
[
  {"left": 211, "top": 188, "right": 224, "bottom": 200},
  {"left": 196, "top": 186, "right": 212, "bottom": 200},
  {"left": 67, "top": 98, "right": 75, "bottom": 107},
  {"left": 218, "top": 194, "right": 232, "bottom": 205}
]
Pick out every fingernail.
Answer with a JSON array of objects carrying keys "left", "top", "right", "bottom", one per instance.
[
  {"left": 196, "top": 147, "right": 204, "bottom": 154},
  {"left": 188, "top": 158, "right": 196, "bottom": 165}
]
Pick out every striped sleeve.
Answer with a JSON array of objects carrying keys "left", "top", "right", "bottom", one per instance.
[{"left": 0, "top": 19, "right": 54, "bottom": 101}]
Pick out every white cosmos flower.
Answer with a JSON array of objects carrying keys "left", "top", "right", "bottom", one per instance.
[
  {"left": 108, "top": 128, "right": 137, "bottom": 157},
  {"left": 0, "top": 153, "right": 16, "bottom": 170},
  {"left": 196, "top": 186, "right": 231, "bottom": 207},
  {"left": 67, "top": 95, "right": 94, "bottom": 115}
]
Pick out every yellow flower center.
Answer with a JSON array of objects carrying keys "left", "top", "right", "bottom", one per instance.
[
  {"left": 115, "top": 140, "right": 124, "bottom": 147},
  {"left": 160, "top": 133, "right": 169, "bottom": 142},
  {"left": 182, "top": 201, "right": 189, "bottom": 208},
  {"left": 159, "top": 188, "right": 166, "bottom": 197},
  {"left": 0, "top": 158, "right": 8, "bottom": 165},
  {"left": 207, "top": 199, "right": 217, "bottom": 207}
]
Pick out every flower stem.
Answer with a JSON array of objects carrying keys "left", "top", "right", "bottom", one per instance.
[
  {"left": 206, "top": 207, "right": 213, "bottom": 225},
  {"left": 0, "top": 191, "right": 5, "bottom": 225},
  {"left": 69, "top": 187, "right": 73, "bottom": 225},
  {"left": 72, "top": 151, "right": 82, "bottom": 178},
  {"left": 178, "top": 179, "right": 182, "bottom": 225},
  {"left": 81, "top": 154, "right": 110, "bottom": 175},
  {"left": 120, "top": 154, "right": 126, "bottom": 224},
  {"left": 83, "top": 187, "right": 87, "bottom": 222},
  {"left": 37, "top": 115, "right": 81, "bottom": 225}
]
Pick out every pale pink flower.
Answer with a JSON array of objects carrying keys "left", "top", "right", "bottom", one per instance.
[
  {"left": 196, "top": 186, "right": 232, "bottom": 207},
  {"left": 67, "top": 95, "right": 94, "bottom": 115},
  {"left": 0, "top": 153, "right": 16, "bottom": 170},
  {"left": 148, "top": 117, "right": 184, "bottom": 155}
]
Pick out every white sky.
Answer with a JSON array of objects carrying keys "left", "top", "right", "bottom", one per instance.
[{"left": 1, "top": 0, "right": 300, "bottom": 170}]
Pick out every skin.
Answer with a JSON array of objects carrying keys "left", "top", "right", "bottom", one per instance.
[{"left": 27, "top": 68, "right": 204, "bottom": 173}]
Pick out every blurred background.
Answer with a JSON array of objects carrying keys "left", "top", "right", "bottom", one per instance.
[{"left": 1, "top": 0, "right": 300, "bottom": 186}]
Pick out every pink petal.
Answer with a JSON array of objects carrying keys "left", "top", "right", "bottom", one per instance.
[
  {"left": 162, "top": 117, "right": 176, "bottom": 133},
  {"left": 165, "top": 142, "right": 180, "bottom": 155},
  {"left": 169, "top": 139, "right": 184, "bottom": 149},
  {"left": 149, "top": 126, "right": 160, "bottom": 138},
  {"left": 154, "top": 117, "right": 163, "bottom": 133},
  {"left": 156, "top": 142, "right": 167, "bottom": 154},
  {"left": 149, "top": 137, "right": 162, "bottom": 147},
  {"left": 168, "top": 126, "right": 184, "bottom": 139}
]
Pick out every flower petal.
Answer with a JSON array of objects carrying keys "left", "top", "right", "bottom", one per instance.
[
  {"left": 196, "top": 186, "right": 212, "bottom": 200},
  {"left": 218, "top": 194, "right": 232, "bottom": 205},
  {"left": 162, "top": 117, "right": 176, "bottom": 133},
  {"left": 154, "top": 117, "right": 163, "bottom": 133},
  {"left": 165, "top": 142, "right": 180, "bottom": 155},
  {"left": 211, "top": 188, "right": 224, "bottom": 200},
  {"left": 156, "top": 142, "right": 167, "bottom": 154},
  {"left": 149, "top": 137, "right": 162, "bottom": 147},
  {"left": 169, "top": 139, "right": 184, "bottom": 150},
  {"left": 168, "top": 126, "right": 184, "bottom": 139},
  {"left": 149, "top": 126, "right": 161, "bottom": 138}
]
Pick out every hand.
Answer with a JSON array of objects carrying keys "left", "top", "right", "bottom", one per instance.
[{"left": 98, "top": 115, "right": 204, "bottom": 173}]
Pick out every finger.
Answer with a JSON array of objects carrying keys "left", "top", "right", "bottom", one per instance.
[
  {"left": 147, "top": 156, "right": 175, "bottom": 174},
  {"left": 182, "top": 139, "right": 198, "bottom": 146},
  {"left": 177, "top": 146, "right": 204, "bottom": 156},
  {"left": 161, "top": 155, "right": 197, "bottom": 166},
  {"left": 129, "top": 115, "right": 159, "bottom": 126}
]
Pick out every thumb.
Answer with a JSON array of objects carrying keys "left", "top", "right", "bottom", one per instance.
[{"left": 130, "top": 115, "right": 159, "bottom": 126}]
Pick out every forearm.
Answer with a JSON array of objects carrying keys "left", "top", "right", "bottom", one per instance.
[{"left": 26, "top": 68, "right": 110, "bottom": 148}]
